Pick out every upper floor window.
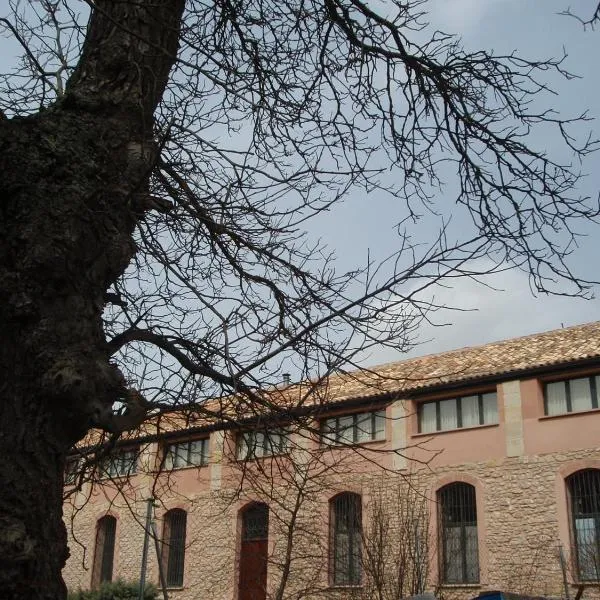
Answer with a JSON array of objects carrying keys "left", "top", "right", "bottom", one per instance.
[
  {"left": 438, "top": 482, "right": 479, "bottom": 584},
  {"left": 331, "top": 492, "right": 362, "bottom": 586},
  {"left": 237, "top": 428, "right": 289, "bottom": 460},
  {"left": 92, "top": 515, "right": 117, "bottom": 588},
  {"left": 165, "top": 439, "right": 209, "bottom": 469},
  {"left": 100, "top": 448, "right": 138, "bottom": 478},
  {"left": 419, "top": 392, "right": 497, "bottom": 433},
  {"left": 162, "top": 509, "right": 187, "bottom": 588},
  {"left": 321, "top": 410, "right": 386, "bottom": 446},
  {"left": 568, "top": 469, "right": 600, "bottom": 581},
  {"left": 65, "top": 457, "right": 80, "bottom": 485},
  {"left": 545, "top": 376, "right": 599, "bottom": 416}
]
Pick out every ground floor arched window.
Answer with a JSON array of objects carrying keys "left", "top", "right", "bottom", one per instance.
[
  {"left": 568, "top": 469, "right": 600, "bottom": 581},
  {"left": 162, "top": 509, "right": 187, "bottom": 588},
  {"left": 92, "top": 515, "right": 116, "bottom": 588},
  {"left": 331, "top": 492, "right": 362, "bottom": 586},
  {"left": 438, "top": 482, "right": 479, "bottom": 584}
]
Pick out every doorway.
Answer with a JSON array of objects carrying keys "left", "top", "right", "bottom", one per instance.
[{"left": 238, "top": 503, "right": 269, "bottom": 600}]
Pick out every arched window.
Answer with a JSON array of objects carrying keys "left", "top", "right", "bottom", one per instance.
[
  {"left": 92, "top": 515, "right": 116, "bottom": 588},
  {"left": 331, "top": 493, "right": 362, "bottom": 586},
  {"left": 568, "top": 469, "right": 600, "bottom": 581},
  {"left": 438, "top": 482, "right": 479, "bottom": 584},
  {"left": 162, "top": 509, "right": 187, "bottom": 588}
]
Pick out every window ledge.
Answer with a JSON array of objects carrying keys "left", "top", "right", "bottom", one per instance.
[
  {"left": 98, "top": 472, "right": 139, "bottom": 481},
  {"left": 321, "top": 438, "right": 387, "bottom": 449},
  {"left": 163, "top": 463, "right": 209, "bottom": 472},
  {"left": 412, "top": 423, "right": 499, "bottom": 438},
  {"left": 439, "top": 583, "right": 482, "bottom": 588},
  {"left": 539, "top": 406, "right": 600, "bottom": 421},
  {"left": 235, "top": 451, "right": 290, "bottom": 463}
]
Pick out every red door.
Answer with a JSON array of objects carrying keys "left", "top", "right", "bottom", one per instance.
[{"left": 239, "top": 503, "right": 269, "bottom": 600}]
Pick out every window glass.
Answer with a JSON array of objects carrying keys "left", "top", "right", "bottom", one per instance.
[
  {"left": 482, "top": 392, "right": 498, "bottom": 424},
  {"left": 173, "top": 444, "right": 188, "bottom": 468},
  {"left": 243, "top": 503, "right": 269, "bottom": 540},
  {"left": 238, "top": 429, "right": 289, "bottom": 459},
  {"left": 266, "top": 430, "right": 288, "bottom": 454},
  {"left": 332, "top": 493, "right": 362, "bottom": 585},
  {"left": 373, "top": 410, "right": 386, "bottom": 440},
  {"left": 461, "top": 395, "right": 479, "bottom": 427},
  {"left": 189, "top": 439, "right": 208, "bottom": 465},
  {"left": 322, "top": 410, "right": 387, "bottom": 445},
  {"left": 439, "top": 483, "right": 479, "bottom": 584},
  {"left": 545, "top": 377, "right": 600, "bottom": 416},
  {"left": 546, "top": 381, "right": 568, "bottom": 415},
  {"left": 338, "top": 415, "right": 354, "bottom": 444},
  {"left": 569, "top": 470, "right": 600, "bottom": 581},
  {"left": 322, "top": 418, "right": 337, "bottom": 445},
  {"left": 166, "top": 439, "right": 208, "bottom": 469},
  {"left": 101, "top": 449, "right": 137, "bottom": 478},
  {"left": 237, "top": 434, "right": 249, "bottom": 459},
  {"left": 163, "top": 510, "right": 187, "bottom": 588},
  {"left": 571, "top": 378, "right": 593, "bottom": 412},
  {"left": 465, "top": 524, "right": 480, "bottom": 583},
  {"left": 420, "top": 402, "right": 437, "bottom": 433},
  {"left": 65, "top": 458, "right": 79, "bottom": 485},
  {"left": 253, "top": 432, "right": 266, "bottom": 457},
  {"left": 419, "top": 392, "right": 497, "bottom": 433},
  {"left": 355, "top": 412, "right": 372, "bottom": 443},
  {"left": 92, "top": 516, "right": 116, "bottom": 588},
  {"left": 439, "top": 398, "right": 458, "bottom": 431}
]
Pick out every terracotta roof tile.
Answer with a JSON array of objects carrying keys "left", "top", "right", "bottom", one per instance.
[
  {"left": 319, "top": 320, "right": 600, "bottom": 403},
  {"left": 77, "top": 321, "right": 600, "bottom": 448}
]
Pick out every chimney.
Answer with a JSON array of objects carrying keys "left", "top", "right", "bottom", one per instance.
[{"left": 282, "top": 373, "right": 291, "bottom": 386}]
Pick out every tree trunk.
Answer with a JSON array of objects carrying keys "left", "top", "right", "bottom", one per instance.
[
  {"left": 0, "top": 1, "right": 185, "bottom": 597},
  {"left": 0, "top": 354, "right": 70, "bottom": 600}
]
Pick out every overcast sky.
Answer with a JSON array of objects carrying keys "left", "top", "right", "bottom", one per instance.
[
  {"left": 1, "top": 1, "right": 598, "bottom": 369},
  {"left": 325, "top": 0, "right": 600, "bottom": 363}
]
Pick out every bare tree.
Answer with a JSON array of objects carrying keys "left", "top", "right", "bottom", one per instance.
[
  {"left": 354, "top": 475, "right": 432, "bottom": 600},
  {"left": 0, "top": 1, "right": 598, "bottom": 598},
  {"left": 562, "top": 3, "right": 600, "bottom": 28}
]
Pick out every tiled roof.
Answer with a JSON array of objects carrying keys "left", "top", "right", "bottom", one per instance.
[
  {"left": 318, "top": 320, "right": 600, "bottom": 404},
  {"left": 77, "top": 321, "right": 600, "bottom": 448}
]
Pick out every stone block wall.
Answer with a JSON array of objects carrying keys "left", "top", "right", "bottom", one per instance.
[{"left": 63, "top": 444, "right": 600, "bottom": 600}]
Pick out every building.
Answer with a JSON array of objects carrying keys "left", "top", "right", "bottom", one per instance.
[{"left": 63, "top": 321, "right": 600, "bottom": 600}]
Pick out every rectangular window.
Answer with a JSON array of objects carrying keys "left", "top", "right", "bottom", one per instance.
[
  {"left": 321, "top": 410, "right": 386, "bottom": 446},
  {"left": 237, "top": 428, "right": 289, "bottom": 460},
  {"left": 545, "top": 376, "right": 600, "bottom": 416},
  {"left": 100, "top": 448, "right": 138, "bottom": 478},
  {"left": 165, "top": 439, "right": 209, "bottom": 469},
  {"left": 65, "top": 457, "right": 80, "bottom": 485},
  {"left": 418, "top": 392, "right": 498, "bottom": 433}
]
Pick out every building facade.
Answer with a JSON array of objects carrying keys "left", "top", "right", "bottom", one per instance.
[{"left": 63, "top": 322, "right": 600, "bottom": 600}]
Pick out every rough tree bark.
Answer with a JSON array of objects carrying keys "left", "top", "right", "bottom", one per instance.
[{"left": 0, "top": 1, "right": 185, "bottom": 598}]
